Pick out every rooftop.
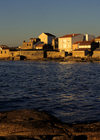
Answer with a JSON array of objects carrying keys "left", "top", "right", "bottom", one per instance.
[
  {"left": 79, "top": 41, "right": 93, "bottom": 45},
  {"left": 59, "top": 34, "right": 80, "bottom": 38},
  {"left": 73, "top": 41, "right": 83, "bottom": 45},
  {"left": 0, "top": 45, "right": 9, "bottom": 49},
  {"left": 95, "top": 36, "right": 100, "bottom": 39},
  {"left": 74, "top": 48, "right": 90, "bottom": 51},
  {"left": 44, "top": 33, "right": 56, "bottom": 37}
]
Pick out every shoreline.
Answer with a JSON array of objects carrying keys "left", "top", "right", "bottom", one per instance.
[
  {"left": 1, "top": 56, "right": 100, "bottom": 63},
  {"left": 0, "top": 109, "right": 99, "bottom": 140}
]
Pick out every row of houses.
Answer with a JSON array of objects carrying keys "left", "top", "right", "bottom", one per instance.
[
  {"left": 0, "top": 32, "right": 100, "bottom": 60},
  {"left": 18, "top": 32, "right": 100, "bottom": 58}
]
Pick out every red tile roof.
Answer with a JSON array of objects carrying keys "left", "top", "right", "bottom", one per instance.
[
  {"left": 59, "top": 34, "right": 80, "bottom": 38},
  {"left": 74, "top": 48, "right": 90, "bottom": 51},
  {"left": 95, "top": 36, "right": 100, "bottom": 39},
  {"left": 73, "top": 41, "right": 83, "bottom": 45},
  {"left": 79, "top": 41, "right": 92, "bottom": 45}
]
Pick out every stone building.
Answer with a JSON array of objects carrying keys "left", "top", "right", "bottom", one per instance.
[
  {"left": 72, "top": 41, "right": 99, "bottom": 58},
  {"left": 0, "top": 45, "right": 10, "bottom": 59},
  {"left": 72, "top": 41, "right": 82, "bottom": 51},
  {"left": 34, "top": 42, "right": 45, "bottom": 50},
  {"left": 38, "top": 33, "right": 56, "bottom": 45},
  {"left": 19, "top": 38, "right": 40, "bottom": 50},
  {"left": 78, "top": 41, "right": 99, "bottom": 51}
]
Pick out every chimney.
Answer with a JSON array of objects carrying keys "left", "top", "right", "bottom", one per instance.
[{"left": 86, "top": 34, "right": 89, "bottom": 41}]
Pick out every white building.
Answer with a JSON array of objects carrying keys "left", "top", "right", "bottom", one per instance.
[
  {"left": 58, "top": 34, "right": 84, "bottom": 53},
  {"left": 38, "top": 33, "right": 56, "bottom": 45},
  {"left": 78, "top": 41, "right": 92, "bottom": 49}
]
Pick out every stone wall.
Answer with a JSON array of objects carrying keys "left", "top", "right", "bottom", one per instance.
[
  {"left": 21, "top": 50, "right": 44, "bottom": 60},
  {"left": 47, "top": 51, "right": 65, "bottom": 59},
  {"left": 73, "top": 50, "right": 89, "bottom": 58},
  {"left": 10, "top": 51, "right": 20, "bottom": 57},
  {"left": 0, "top": 49, "right": 10, "bottom": 59},
  {"left": 9, "top": 51, "right": 20, "bottom": 60},
  {"left": 92, "top": 49, "right": 100, "bottom": 58},
  {"left": 9, "top": 50, "right": 44, "bottom": 60}
]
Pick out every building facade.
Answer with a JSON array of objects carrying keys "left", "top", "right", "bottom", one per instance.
[
  {"left": 58, "top": 34, "right": 84, "bottom": 53},
  {"left": 0, "top": 45, "right": 10, "bottom": 59},
  {"left": 20, "top": 40, "right": 33, "bottom": 50},
  {"left": 38, "top": 33, "right": 56, "bottom": 45},
  {"left": 19, "top": 38, "right": 40, "bottom": 50}
]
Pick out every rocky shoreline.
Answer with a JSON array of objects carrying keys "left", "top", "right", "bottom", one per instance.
[
  {"left": 1, "top": 56, "right": 100, "bottom": 63},
  {"left": 0, "top": 109, "right": 99, "bottom": 140}
]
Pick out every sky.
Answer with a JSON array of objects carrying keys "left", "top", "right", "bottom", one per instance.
[{"left": 0, "top": 0, "right": 100, "bottom": 46}]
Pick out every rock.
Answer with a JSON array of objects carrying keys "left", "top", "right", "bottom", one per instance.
[
  {"left": 0, "top": 109, "right": 68, "bottom": 139},
  {"left": 0, "top": 109, "right": 100, "bottom": 140},
  {"left": 52, "top": 135, "right": 69, "bottom": 140}
]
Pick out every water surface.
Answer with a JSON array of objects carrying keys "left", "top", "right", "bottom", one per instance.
[{"left": 0, "top": 61, "right": 100, "bottom": 123}]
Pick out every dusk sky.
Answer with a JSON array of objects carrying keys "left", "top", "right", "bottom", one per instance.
[{"left": 0, "top": 0, "right": 100, "bottom": 46}]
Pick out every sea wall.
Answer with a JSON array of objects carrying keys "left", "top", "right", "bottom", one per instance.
[
  {"left": 1, "top": 49, "right": 100, "bottom": 61},
  {"left": 10, "top": 51, "right": 20, "bottom": 60},
  {"left": 9, "top": 50, "right": 44, "bottom": 60},
  {"left": 73, "top": 50, "right": 89, "bottom": 58},
  {"left": 92, "top": 50, "right": 100, "bottom": 58},
  {"left": 47, "top": 51, "right": 65, "bottom": 59},
  {"left": 21, "top": 50, "right": 44, "bottom": 60}
]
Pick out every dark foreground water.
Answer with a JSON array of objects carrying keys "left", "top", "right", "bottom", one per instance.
[{"left": 0, "top": 61, "right": 100, "bottom": 123}]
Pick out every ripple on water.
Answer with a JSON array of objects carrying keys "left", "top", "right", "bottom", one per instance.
[{"left": 0, "top": 61, "right": 100, "bottom": 123}]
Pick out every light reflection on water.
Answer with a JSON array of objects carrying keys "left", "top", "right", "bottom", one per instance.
[{"left": 0, "top": 61, "right": 100, "bottom": 123}]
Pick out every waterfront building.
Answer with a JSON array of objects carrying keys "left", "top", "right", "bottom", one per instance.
[
  {"left": 72, "top": 41, "right": 99, "bottom": 58},
  {"left": 78, "top": 41, "right": 94, "bottom": 49},
  {"left": 95, "top": 36, "right": 100, "bottom": 48},
  {"left": 58, "top": 34, "right": 84, "bottom": 53},
  {"left": 20, "top": 40, "right": 34, "bottom": 50},
  {"left": 34, "top": 42, "right": 45, "bottom": 50},
  {"left": 19, "top": 38, "right": 40, "bottom": 50},
  {"left": 38, "top": 33, "right": 56, "bottom": 45},
  {"left": 78, "top": 41, "right": 99, "bottom": 50},
  {"left": 0, "top": 45, "right": 10, "bottom": 59},
  {"left": 72, "top": 41, "right": 82, "bottom": 51}
]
